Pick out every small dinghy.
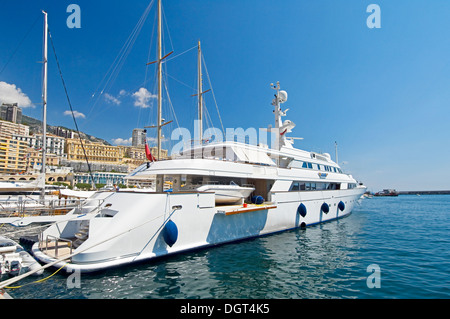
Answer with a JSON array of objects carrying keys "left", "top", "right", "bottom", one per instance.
[
  {"left": 196, "top": 181, "right": 255, "bottom": 205},
  {"left": 0, "top": 236, "right": 43, "bottom": 276}
]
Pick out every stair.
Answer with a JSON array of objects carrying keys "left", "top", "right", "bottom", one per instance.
[{"left": 73, "top": 221, "right": 90, "bottom": 248}]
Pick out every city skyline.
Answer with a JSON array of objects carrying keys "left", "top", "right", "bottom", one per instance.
[{"left": 1, "top": 1, "right": 449, "bottom": 192}]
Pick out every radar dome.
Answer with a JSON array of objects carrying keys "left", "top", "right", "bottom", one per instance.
[{"left": 278, "top": 90, "right": 288, "bottom": 103}]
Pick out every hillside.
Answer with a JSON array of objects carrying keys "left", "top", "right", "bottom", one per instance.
[{"left": 21, "top": 114, "right": 111, "bottom": 145}]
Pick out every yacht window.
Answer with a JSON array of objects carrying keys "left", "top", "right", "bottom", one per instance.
[
  {"left": 302, "top": 162, "right": 307, "bottom": 168},
  {"left": 288, "top": 181, "right": 342, "bottom": 192},
  {"left": 307, "top": 163, "right": 312, "bottom": 169},
  {"left": 317, "top": 183, "right": 327, "bottom": 190}
]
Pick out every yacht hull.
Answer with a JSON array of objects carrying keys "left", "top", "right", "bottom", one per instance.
[{"left": 32, "top": 187, "right": 365, "bottom": 273}]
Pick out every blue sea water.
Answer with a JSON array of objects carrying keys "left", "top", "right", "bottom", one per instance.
[{"left": 3, "top": 195, "right": 450, "bottom": 299}]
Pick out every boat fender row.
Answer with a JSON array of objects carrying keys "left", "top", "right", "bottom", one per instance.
[
  {"left": 297, "top": 200, "right": 345, "bottom": 219},
  {"left": 163, "top": 220, "right": 178, "bottom": 247}
]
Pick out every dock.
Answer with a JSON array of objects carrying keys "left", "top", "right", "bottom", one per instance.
[{"left": 399, "top": 190, "right": 450, "bottom": 195}]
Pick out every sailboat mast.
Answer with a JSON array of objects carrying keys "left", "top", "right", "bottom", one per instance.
[
  {"left": 197, "top": 40, "right": 203, "bottom": 144},
  {"left": 157, "top": 0, "right": 162, "bottom": 161},
  {"left": 40, "top": 10, "right": 48, "bottom": 201}
]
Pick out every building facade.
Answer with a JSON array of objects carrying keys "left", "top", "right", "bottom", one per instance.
[
  {"left": 0, "top": 119, "right": 29, "bottom": 140},
  {"left": 13, "top": 133, "right": 65, "bottom": 156},
  {"left": 132, "top": 128, "right": 147, "bottom": 147},
  {"left": 65, "top": 138, "right": 124, "bottom": 163},
  {"left": 0, "top": 103, "right": 22, "bottom": 124},
  {"left": 73, "top": 172, "right": 127, "bottom": 186},
  {"left": 0, "top": 138, "right": 28, "bottom": 174}
]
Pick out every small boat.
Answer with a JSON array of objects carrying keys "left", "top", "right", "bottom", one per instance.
[
  {"left": 0, "top": 236, "right": 43, "bottom": 276},
  {"left": 196, "top": 182, "right": 255, "bottom": 205}
]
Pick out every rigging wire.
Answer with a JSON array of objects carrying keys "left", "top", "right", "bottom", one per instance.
[
  {"left": 85, "top": 0, "right": 155, "bottom": 121},
  {"left": 0, "top": 14, "right": 40, "bottom": 76},
  {"left": 202, "top": 54, "right": 225, "bottom": 134},
  {"left": 48, "top": 29, "right": 96, "bottom": 188}
]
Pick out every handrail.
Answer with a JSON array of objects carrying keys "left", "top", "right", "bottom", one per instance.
[{"left": 45, "top": 235, "right": 73, "bottom": 258}]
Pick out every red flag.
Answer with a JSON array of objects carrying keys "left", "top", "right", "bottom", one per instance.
[{"left": 145, "top": 143, "right": 156, "bottom": 162}]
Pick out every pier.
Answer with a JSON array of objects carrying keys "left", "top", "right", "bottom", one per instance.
[{"left": 399, "top": 190, "right": 450, "bottom": 195}]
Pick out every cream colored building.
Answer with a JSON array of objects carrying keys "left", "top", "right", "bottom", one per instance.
[
  {"left": 26, "top": 147, "right": 60, "bottom": 172},
  {"left": 0, "top": 119, "right": 29, "bottom": 140},
  {"left": 0, "top": 138, "right": 28, "bottom": 174},
  {"left": 66, "top": 138, "right": 124, "bottom": 163}
]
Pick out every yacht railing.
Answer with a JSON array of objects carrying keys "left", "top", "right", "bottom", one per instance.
[
  {"left": 0, "top": 197, "right": 82, "bottom": 217},
  {"left": 42, "top": 235, "right": 73, "bottom": 258}
]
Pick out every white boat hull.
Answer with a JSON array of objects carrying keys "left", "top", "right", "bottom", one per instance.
[{"left": 32, "top": 187, "right": 365, "bottom": 273}]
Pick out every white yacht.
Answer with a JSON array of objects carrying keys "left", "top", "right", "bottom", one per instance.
[
  {"left": 32, "top": 82, "right": 365, "bottom": 272},
  {"left": 31, "top": 1, "right": 366, "bottom": 273}
]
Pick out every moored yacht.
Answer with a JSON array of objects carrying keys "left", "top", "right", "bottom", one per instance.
[
  {"left": 31, "top": 1, "right": 366, "bottom": 273},
  {"left": 32, "top": 81, "right": 365, "bottom": 272}
]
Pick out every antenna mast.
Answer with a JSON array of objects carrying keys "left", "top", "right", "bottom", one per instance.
[
  {"left": 157, "top": 0, "right": 162, "bottom": 161},
  {"left": 40, "top": 10, "right": 48, "bottom": 202},
  {"left": 198, "top": 40, "right": 203, "bottom": 144}
]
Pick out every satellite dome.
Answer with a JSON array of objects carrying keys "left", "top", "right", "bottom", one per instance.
[{"left": 278, "top": 90, "right": 288, "bottom": 103}]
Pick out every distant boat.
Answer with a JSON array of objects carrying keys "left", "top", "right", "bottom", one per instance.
[{"left": 374, "top": 189, "right": 399, "bottom": 197}]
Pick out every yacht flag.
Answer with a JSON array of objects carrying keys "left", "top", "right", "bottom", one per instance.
[{"left": 145, "top": 143, "right": 156, "bottom": 162}]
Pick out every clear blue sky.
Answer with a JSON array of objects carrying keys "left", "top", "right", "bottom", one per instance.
[{"left": 1, "top": 0, "right": 449, "bottom": 192}]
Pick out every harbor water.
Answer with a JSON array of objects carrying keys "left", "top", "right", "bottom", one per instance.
[{"left": 2, "top": 195, "right": 450, "bottom": 299}]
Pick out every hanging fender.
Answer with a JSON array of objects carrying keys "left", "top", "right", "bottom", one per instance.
[
  {"left": 297, "top": 203, "right": 307, "bottom": 218},
  {"left": 321, "top": 202, "right": 329, "bottom": 214},
  {"left": 338, "top": 201, "right": 345, "bottom": 211},
  {"left": 163, "top": 219, "right": 178, "bottom": 247}
]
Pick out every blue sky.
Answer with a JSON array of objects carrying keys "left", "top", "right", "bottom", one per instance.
[{"left": 0, "top": 0, "right": 449, "bottom": 192}]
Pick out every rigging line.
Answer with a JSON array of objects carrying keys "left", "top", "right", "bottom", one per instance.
[
  {"left": 47, "top": 29, "right": 96, "bottom": 189},
  {"left": 161, "top": 3, "right": 174, "bottom": 54},
  {"left": 165, "top": 72, "right": 196, "bottom": 91},
  {"left": 164, "top": 44, "right": 197, "bottom": 63},
  {"left": 0, "top": 14, "right": 40, "bottom": 76},
  {"left": 144, "top": 5, "right": 158, "bottom": 88},
  {"left": 162, "top": 76, "right": 181, "bottom": 132},
  {"left": 86, "top": 0, "right": 154, "bottom": 118},
  {"left": 202, "top": 54, "right": 225, "bottom": 134},
  {"left": 99, "top": 0, "right": 154, "bottom": 94}
]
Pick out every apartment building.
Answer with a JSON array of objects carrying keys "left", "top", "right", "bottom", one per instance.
[
  {"left": 0, "top": 138, "right": 28, "bottom": 174},
  {"left": 13, "top": 133, "right": 65, "bottom": 156},
  {"left": 0, "top": 119, "right": 29, "bottom": 140}
]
